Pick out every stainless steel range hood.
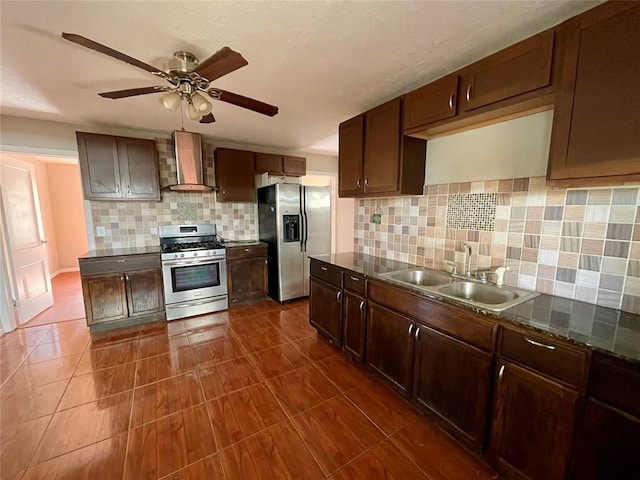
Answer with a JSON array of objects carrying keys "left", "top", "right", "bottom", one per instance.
[{"left": 166, "top": 130, "right": 213, "bottom": 191}]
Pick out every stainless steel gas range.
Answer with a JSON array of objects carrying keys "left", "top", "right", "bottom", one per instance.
[{"left": 159, "top": 224, "right": 228, "bottom": 320}]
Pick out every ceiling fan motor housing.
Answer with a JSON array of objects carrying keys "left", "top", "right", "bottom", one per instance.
[{"left": 163, "top": 51, "right": 198, "bottom": 74}]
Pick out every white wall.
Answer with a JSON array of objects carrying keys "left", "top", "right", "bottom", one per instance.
[{"left": 425, "top": 110, "right": 553, "bottom": 185}]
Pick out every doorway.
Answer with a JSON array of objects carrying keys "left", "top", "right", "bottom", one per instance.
[{"left": 0, "top": 152, "right": 88, "bottom": 332}]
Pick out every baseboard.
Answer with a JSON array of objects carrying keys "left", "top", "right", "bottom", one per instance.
[{"left": 50, "top": 267, "right": 80, "bottom": 279}]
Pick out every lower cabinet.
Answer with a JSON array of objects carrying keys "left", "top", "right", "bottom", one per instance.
[
  {"left": 342, "top": 291, "right": 366, "bottom": 362},
  {"left": 79, "top": 253, "right": 165, "bottom": 331},
  {"left": 366, "top": 301, "right": 415, "bottom": 396},
  {"left": 488, "top": 360, "right": 580, "bottom": 480},
  {"left": 226, "top": 244, "right": 268, "bottom": 304},
  {"left": 412, "top": 325, "right": 493, "bottom": 451},
  {"left": 309, "top": 277, "right": 343, "bottom": 346}
]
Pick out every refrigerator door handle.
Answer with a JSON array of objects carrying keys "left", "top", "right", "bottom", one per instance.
[{"left": 301, "top": 186, "right": 308, "bottom": 252}]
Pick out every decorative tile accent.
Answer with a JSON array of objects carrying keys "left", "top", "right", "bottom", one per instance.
[{"left": 446, "top": 193, "right": 497, "bottom": 231}]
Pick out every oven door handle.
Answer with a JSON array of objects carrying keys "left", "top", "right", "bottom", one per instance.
[
  {"left": 166, "top": 297, "right": 226, "bottom": 309},
  {"left": 162, "top": 257, "right": 226, "bottom": 267}
]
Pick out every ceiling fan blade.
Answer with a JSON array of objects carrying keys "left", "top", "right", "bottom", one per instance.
[
  {"left": 207, "top": 88, "right": 278, "bottom": 117},
  {"left": 99, "top": 86, "right": 170, "bottom": 99},
  {"left": 194, "top": 47, "right": 248, "bottom": 82},
  {"left": 62, "top": 33, "right": 164, "bottom": 75},
  {"left": 199, "top": 113, "right": 216, "bottom": 124}
]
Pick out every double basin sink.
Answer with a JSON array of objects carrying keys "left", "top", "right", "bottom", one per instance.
[{"left": 378, "top": 268, "right": 538, "bottom": 312}]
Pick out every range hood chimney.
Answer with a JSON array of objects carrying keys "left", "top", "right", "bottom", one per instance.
[{"left": 166, "top": 130, "right": 213, "bottom": 191}]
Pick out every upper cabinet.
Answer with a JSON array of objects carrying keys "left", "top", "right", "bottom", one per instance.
[
  {"left": 404, "top": 74, "right": 459, "bottom": 130},
  {"left": 255, "top": 153, "right": 306, "bottom": 176},
  {"left": 403, "top": 29, "right": 557, "bottom": 137},
  {"left": 547, "top": 2, "right": 640, "bottom": 185},
  {"left": 214, "top": 148, "right": 256, "bottom": 203},
  {"left": 459, "top": 30, "right": 555, "bottom": 113},
  {"left": 338, "top": 98, "right": 426, "bottom": 198},
  {"left": 76, "top": 132, "right": 160, "bottom": 201}
]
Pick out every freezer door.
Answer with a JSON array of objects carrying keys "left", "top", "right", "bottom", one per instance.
[
  {"left": 276, "top": 184, "right": 305, "bottom": 301},
  {"left": 302, "top": 186, "right": 331, "bottom": 295}
]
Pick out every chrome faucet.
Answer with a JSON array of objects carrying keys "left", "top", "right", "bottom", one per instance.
[{"left": 463, "top": 243, "right": 472, "bottom": 276}]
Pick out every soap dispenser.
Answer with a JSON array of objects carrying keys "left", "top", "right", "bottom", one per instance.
[{"left": 494, "top": 266, "right": 509, "bottom": 286}]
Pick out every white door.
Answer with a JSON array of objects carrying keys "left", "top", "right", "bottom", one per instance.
[{"left": 0, "top": 157, "right": 53, "bottom": 324}]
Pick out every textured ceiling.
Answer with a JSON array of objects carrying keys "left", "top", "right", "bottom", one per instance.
[{"left": 0, "top": 1, "right": 599, "bottom": 155}]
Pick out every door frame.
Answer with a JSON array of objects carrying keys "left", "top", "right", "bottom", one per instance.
[{"left": 0, "top": 204, "right": 17, "bottom": 333}]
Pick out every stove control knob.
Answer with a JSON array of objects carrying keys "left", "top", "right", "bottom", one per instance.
[
  {"left": 180, "top": 253, "right": 185, "bottom": 258},
  {"left": 173, "top": 253, "right": 179, "bottom": 260},
  {"left": 193, "top": 252, "right": 198, "bottom": 257}
]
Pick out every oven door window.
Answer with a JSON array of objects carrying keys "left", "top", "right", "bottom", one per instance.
[{"left": 171, "top": 262, "right": 221, "bottom": 292}]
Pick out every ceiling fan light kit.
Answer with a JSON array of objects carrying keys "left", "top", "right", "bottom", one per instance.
[{"left": 61, "top": 33, "right": 279, "bottom": 124}]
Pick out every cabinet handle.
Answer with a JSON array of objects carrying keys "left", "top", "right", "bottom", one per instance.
[
  {"left": 524, "top": 337, "right": 556, "bottom": 350},
  {"left": 320, "top": 266, "right": 328, "bottom": 271},
  {"left": 364, "top": 177, "right": 369, "bottom": 187},
  {"left": 116, "top": 259, "right": 127, "bottom": 263},
  {"left": 359, "top": 300, "right": 365, "bottom": 313},
  {"left": 448, "top": 92, "right": 454, "bottom": 110},
  {"left": 127, "top": 185, "right": 131, "bottom": 195},
  {"left": 125, "top": 274, "right": 129, "bottom": 282},
  {"left": 264, "top": 259, "right": 268, "bottom": 264},
  {"left": 120, "top": 274, "right": 125, "bottom": 283},
  {"left": 465, "top": 84, "right": 472, "bottom": 103},
  {"left": 356, "top": 177, "right": 361, "bottom": 188},
  {"left": 116, "top": 185, "right": 120, "bottom": 195},
  {"left": 349, "top": 275, "right": 359, "bottom": 282},
  {"left": 336, "top": 291, "right": 342, "bottom": 303},
  {"left": 498, "top": 364, "right": 505, "bottom": 380},
  {"left": 408, "top": 324, "right": 413, "bottom": 336},
  {"left": 245, "top": 248, "right": 250, "bottom": 252},
  {"left": 414, "top": 326, "right": 420, "bottom": 340}
]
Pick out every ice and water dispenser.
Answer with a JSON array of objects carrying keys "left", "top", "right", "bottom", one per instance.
[{"left": 283, "top": 215, "right": 300, "bottom": 242}]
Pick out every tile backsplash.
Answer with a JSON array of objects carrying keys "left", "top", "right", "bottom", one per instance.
[
  {"left": 354, "top": 177, "right": 640, "bottom": 314},
  {"left": 90, "top": 138, "right": 257, "bottom": 249}
]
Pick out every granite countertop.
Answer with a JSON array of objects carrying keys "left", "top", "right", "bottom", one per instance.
[
  {"left": 311, "top": 252, "right": 640, "bottom": 364},
  {"left": 79, "top": 245, "right": 162, "bottom": 259}
]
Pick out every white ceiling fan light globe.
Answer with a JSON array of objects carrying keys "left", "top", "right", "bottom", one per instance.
[
  {"left": 191, "top": 92, "right": 212, "bottom": 114},
  {"left": 186, "top": 102, "right": 203, "bottom": 121},
  {"left": 159, "top": 91, "right": 182, "bottom": 112}
]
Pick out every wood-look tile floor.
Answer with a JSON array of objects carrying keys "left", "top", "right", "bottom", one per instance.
[{"left": 0, "top": 299, "right": 499, "bottom": 479}]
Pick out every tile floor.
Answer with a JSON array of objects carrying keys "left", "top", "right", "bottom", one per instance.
[
  {"left": 0, "top": 299, "right": 499, "bottom": 479},
  {"left": 21, "top": 272, "right": 85, "bottom": 328}
]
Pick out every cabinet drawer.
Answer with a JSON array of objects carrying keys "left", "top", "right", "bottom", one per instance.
[
  {"left": 420, "top": 302, "right": 496, "bottom": 352},
  {"left": 226, "top": 244, "right": 267, "bottom": 260},
  {"left": 344, "top": 272, "right": 366, "bottom": 296},
  {"left": 310, "top": 260, "right": 342, "bottom": 288},
  {"left": 79, "top": 254, "right": 160, "bottom": 276},
  {"left": 589, "top": 352, "right": 640, "bottom": 418},
  {"left": 500, "top": 328, "right": 589, "bottom": 387}
]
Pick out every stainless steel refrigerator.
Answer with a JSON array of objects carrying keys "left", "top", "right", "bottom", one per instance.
[{"left": 257, "top": 183, "right": 331, "bottom": 302}]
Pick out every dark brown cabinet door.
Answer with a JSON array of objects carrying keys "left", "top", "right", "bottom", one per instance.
[
  {"left": 488, "top": 360, "right": 579, "bottom": 480},
  {"left": 228, "top": 257, "right": 268, "bottom": 303},
  {"left": 404, "top": 74, "right": 459, "bottom": 131},
  {"left": 255, "top": 153, "right": 283, "bottom": 175},
  {"left": 309, "top": 277, "right": 342, "bottom": 346},
  {"left": 366, "top": 301, "right": 414, "bottom": 395},
  {"left": 125, "top": 268, "right": 164, "bottom": 317},
  {"left": 283, "top": 156, "right": 306, "bottom": 176},
  {"left": 363, "top": 99, "right": 401, "bottom": 194},
  {"left": 77, "top": 132, "right": 121, "bottom": 200},
  {"left": 214, "top": 148, "right": 256, "bottom": 202},
  {"left": 117, "top": 137, "right": 160, "bottom": 200},
  {"left": 342, "top": 291, "right": 366, "bottom": 362},
  {"left": 82, "top": 273, "right": 128, "bottom": 325},
  {"left": 412, "top": 325, "right": 492, "bottom": 451},
  {"left": 548, "top": 3, "right": 640, "bottom": 183},
  {"left": 460, "top": 30, "right": 554, "bottom": 112},
  {"left": 338, "top": 115, "right": 364, "bottom": 197},
  {"left": 571, "top": 399, "right": 640, "bottom": 480}
]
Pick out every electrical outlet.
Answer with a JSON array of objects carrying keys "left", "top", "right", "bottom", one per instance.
[
  {"left": 96, "top": 226, "right": 106, "bottom": 237},
  {"left": 371, "top": 213, "right": 382, "bottom": 224}
]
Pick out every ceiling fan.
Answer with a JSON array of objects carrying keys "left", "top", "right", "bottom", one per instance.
[{"left": 61, "top": 33, "right": 279, "bottom": 124}]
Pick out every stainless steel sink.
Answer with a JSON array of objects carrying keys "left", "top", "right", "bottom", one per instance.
[
  {"left": 385, "top": 268, "right": 453, "bottom": 287},
  {"left": 377, "top": 268, "right": 538, "bottom": 311},
  {"left": 437, "top": 282, "right": 517, "bottom": 305}
]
